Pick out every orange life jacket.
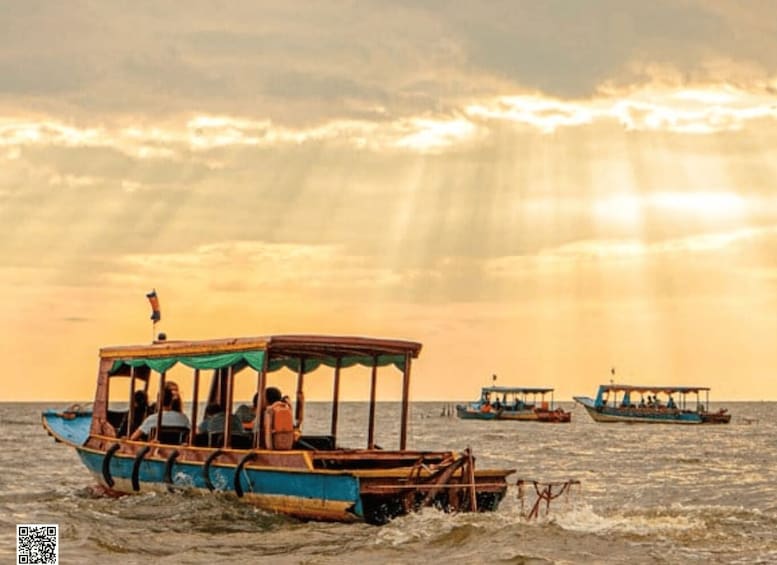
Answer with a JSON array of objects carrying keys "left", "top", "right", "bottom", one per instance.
[{"left": 264, "top": 401, "right": 294, "bottom": 450}]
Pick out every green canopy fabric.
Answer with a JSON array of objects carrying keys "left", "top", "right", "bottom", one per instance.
[
  {"left": 109, "top": 351, "right": 266, "bottom": 375},
  {"left": 109, "top": 351, "right": 406, "bottom": 376},
  {"left": 267, "top": 354, "right": 405, "bottom": 373}
]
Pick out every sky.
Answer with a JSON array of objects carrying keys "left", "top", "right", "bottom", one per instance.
[{"left": 2, "top": 1, "right": 777, "bottom": 402}]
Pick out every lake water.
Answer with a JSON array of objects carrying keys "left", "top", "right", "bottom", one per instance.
[{"left": 1, "top": 401, "right": 775, "bottom": 564}]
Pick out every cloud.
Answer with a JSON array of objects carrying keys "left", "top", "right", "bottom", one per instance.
[
  {"left": 467, "top": 86, "right": 777, "bottom": 134},
  {"left": 115, "top": 241, "right": 405, "bottom": 294},
  {"left": 485, "top": 225, "right": 777, "bottom": 277},
  {"left": 2, "top": 1, "right": 777, "bottom": 121}
]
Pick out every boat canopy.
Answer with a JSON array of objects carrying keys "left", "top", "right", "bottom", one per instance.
[
  {"left": 482, "top": 386, "right": 554, "bottom": 394},
  {"left": 597, "top": 384, "right": 710, "bottom": 394},
  {"left": 96, "top": 334, "right": 423, "bottom": 451},
  {"left": 104, "top": 335, "right": 422, "bottom": 376}
]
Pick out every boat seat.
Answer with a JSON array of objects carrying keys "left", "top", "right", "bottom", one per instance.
[
  {"left": 152, "top": 426, "right": 190, "bottom": 445},
  {"left": 295, "top": 435, "right": 336, "bottom": 451},
  {"left": 194, "top": 432, "right": 253, "bottom": 449},
  {"left": 107, "top": 409, "right": 127, "bottom": 430}
]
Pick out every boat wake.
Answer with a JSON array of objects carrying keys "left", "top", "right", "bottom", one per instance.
[{"left": 553, "top": 504, "right": 702, "bottom": 535}]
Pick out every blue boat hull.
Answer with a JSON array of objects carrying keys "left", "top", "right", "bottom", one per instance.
[
  {"left": 574, "top": 397, "right": 704, "bottom": 424},
  {"left": 456, "top": 403, "right": 571, "bottom": 422},
  {"left": 76, "top": 446, "right": 364, "bottom": 521},
  {"left": 455, "top": 405, "right": 500, "bottom": 420},
  {"left": 43, "top": 410, "right": 363, "bottom": 521},
  {"left": 42, "top": 410, "right": 513, "bottom": 524}
]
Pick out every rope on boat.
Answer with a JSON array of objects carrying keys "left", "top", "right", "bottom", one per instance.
[
  {"left": 400, "top": 447, "right": 479, "bottom": 513},
  {"left": 62, "top": 404, "right": 83, "bottom": 419},
  {"left": 516, "top": 479, "right": 580, "bottom": 520}
]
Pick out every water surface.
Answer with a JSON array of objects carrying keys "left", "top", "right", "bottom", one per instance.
[{"left": 2, "top": 401, "right": 775, "bottom": 564}]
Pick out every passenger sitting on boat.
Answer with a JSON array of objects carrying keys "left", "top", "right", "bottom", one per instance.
[
  {"left": 237, "top": 393, "right": 266, "bottom": 432},
  {"left": 639, "top": 396, "right": 646, "bottom": 408},
  {"left": 235, "top": 393, "right": 257, "bottom": 430},
  {"left": 167, "top": 381, "right": 183, "bottom": 411},
  {"left": 118, "top": 390, "right": 149, "bottom": 436},
  {"left": 264, "top": 387, "right": 294, "bottom": 450},
  {"left": 667, "top": 396, "right": 676, "bottom": 409},
  {"left": 130, "top": 388, "right": 191, "bottom": 441},
  {"left": 494, "top": 398, "right": 502, "bottom": 410},
  {"left": 198, "top": 403, "right": 245, "bottom": 435},
  {"left": 480, "top": 400, "right": 492, "bottom": 413},
  {"left": 148, "top": 381, "right": 182, "bottom": 415}
]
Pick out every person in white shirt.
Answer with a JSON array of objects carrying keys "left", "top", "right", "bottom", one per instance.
[{"left": 131, "top": 387, "right": 191, "bottom": 440}]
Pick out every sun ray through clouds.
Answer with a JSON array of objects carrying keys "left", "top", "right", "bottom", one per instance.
[{"left": 3, "top": 2, "right": 777, "bottom": 400}]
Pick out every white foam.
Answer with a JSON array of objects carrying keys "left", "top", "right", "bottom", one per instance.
[{"left": 554, "top": 504, "right": 703, "bottom": 535}]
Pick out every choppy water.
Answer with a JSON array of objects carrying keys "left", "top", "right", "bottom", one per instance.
[{"left": 1, "top": 401, "right": 776, "bottom": 564}]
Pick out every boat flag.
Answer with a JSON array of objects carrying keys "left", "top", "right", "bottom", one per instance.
[
  {"left": 492, "top": 373, "right": 497, "bottom": 382},
  {"left": 146, "top": 289, "right": 161, "bottom": 323}
]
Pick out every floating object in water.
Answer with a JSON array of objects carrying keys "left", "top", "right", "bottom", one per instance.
[{"left": 517, "top": 479, "right": 580, "bottom": 520}]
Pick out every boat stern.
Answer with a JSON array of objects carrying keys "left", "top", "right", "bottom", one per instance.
[{"left": 354, "top": 449, "right": 514, "bottom": 524}]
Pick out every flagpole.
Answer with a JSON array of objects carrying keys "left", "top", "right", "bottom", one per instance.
[{"left": 146, "top": 289, "right": 161, "bottom": 343}]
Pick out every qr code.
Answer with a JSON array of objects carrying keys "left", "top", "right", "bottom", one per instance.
[{"left": 16, "top": 524, "right": 58, "bottom": 565}]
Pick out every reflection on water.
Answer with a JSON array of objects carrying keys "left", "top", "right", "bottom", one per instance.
[{"left": 2, "top": 401, "right": 776, "bottom": 563}]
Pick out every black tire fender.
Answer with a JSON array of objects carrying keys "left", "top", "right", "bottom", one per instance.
[
  {"left": 234, "top": 452, "right": 257, "bottom": 498},
  {"left": 163, "top": 450, "right": 180, "bottom": 487},
  {"left": 131, "top": 445, "right": 151, "bottom": 492},
  {"left": 203, "top": 450, "right": 224, "bottom": 492},
  {"left": 102, "top": 443, "right": 121, "bottom": 488}
]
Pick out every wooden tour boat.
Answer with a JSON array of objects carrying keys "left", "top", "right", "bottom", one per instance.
[
  {"left": 573, "top": 384, "right": 731, "bottom": 424},
  {"left": 42, "top": 334, "right": 515, "bottom": 524},
  {"left": 456, "top": 386, "right": 571, "bottom": 423}
]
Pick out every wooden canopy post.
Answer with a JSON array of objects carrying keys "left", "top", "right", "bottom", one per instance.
[
  {"left": 223, "top": 366, "right": 234, "bottom": 448},
  {"left": 189, "top": 368, "right": 200, "bottom": 447},
  {"left": 155, "top": 371, "right": 167, "bottom": 438},
  {"left": 330, "top": 357, "right": 342, "bottom": 441},
  {"left": 295, "top": 357, "right": 305, "bottom": 430},
  {"left": 254, "top": 354, "right": 268, "bottom": 449},
  {"left": 400, "top": 352, "right": 412, "bottom": 450},
  {"left": 126, "top": 366, "right": 136, "bottom": 438},
  {"left": 367, "top": 356, "right": 378, "bottom": 449}
]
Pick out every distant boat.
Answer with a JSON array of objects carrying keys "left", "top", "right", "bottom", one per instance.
[
  {"left": 456, "top": 386, "right": 571, "bottom": 423},
  {"left": 573, "top": 384, "right": 731, "bottom": 424},
  {"left": 42, "top": 334, "right": 515, "bottom": 525}
]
